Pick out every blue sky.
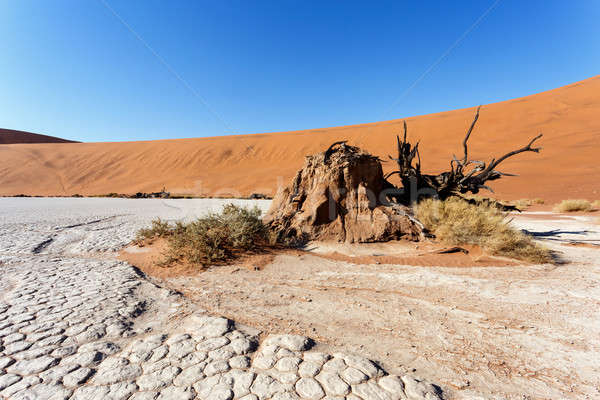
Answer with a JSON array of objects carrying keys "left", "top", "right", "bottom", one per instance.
[{"left": 1, "top": 0, "right": 598, "bottom": 142}]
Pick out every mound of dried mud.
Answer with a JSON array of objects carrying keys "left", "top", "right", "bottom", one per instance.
[{"left": 265, "top": 142, "right": 423, "bottom": 243}]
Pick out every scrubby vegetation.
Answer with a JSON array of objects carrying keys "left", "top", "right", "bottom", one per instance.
[
  {"left": 511, "top": 199, "right": 532, "bottom": 210},
  {"left": 135, "top": 218, "right": 172, "bottom": 241},
  {"left": 508, "top": 198, "right": 544, "bottom": 210},
  {"left": 135, "top": 199, "right": 555, "bottom": 267},
  {"left": 415, "top": 197, "right": 552, "bottom": 263},
  {"left": 592, "top": 200, "right": 600, "bottom": 209},
  {"left": 553, "top": 199, "right": 592, "bottom": 213},
  {"left": 134, "top": 204, "right": 273, "bottom": 267}
]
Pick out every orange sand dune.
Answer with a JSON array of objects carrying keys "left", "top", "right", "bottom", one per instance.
[
  {"left": 0, "top": 128, "right": 77, "bottom": 144},
  {"left": 1, "top": 76, "right": 599, "bottom": 202}
]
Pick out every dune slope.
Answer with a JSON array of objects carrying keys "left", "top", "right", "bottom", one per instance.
[
  {"left": 1, "top": 76, "right": 599, "bottom": 201},
  {"left": 0, "top": 128, "right": 77, "bottom": 144}
]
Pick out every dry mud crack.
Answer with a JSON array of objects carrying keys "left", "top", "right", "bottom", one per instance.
[{"left": 0, "top": 198, "right": 441, "bottom": 400}]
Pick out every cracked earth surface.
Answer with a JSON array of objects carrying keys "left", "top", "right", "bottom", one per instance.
[{"left": 0, "top": 198, "right": 441, "bottom": 400}]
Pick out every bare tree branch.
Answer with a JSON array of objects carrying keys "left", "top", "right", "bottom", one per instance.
[
  {"left": 386, "top": 110, "right": 543, "bottom": 200},
  {"left": 462, "top": 106, "right": 481, "bottom": 164},
  {"left": 476, "top": 134, "right": 543, "bottom": 180}
]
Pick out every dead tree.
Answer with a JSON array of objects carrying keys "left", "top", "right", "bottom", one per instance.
[{"left": 386, "top": 106, "right": 543, "bottom": 201}]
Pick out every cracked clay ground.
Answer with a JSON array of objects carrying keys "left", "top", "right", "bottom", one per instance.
[{"left": 0, "top": 197, "right": 442, "bottom": 400}]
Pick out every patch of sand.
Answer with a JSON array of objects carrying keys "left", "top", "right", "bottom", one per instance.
[
  {"left": 119, "top": 238, "right": 277, "bottom": 279},
  {"left": 307, "top": 240, "right": 519, "bottom": 267},
  {"left": 562, "top": 241, "right": 600, "bottom": 249},
  {"left": 120, "top": 238, "right": 518, "bottom": 280},
  {"left": 1, "top": 76, "right": 600, "bottom": 202}
]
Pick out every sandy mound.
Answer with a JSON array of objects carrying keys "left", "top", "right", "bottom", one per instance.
[
  {"left": 265, "top": 142, "right": 422, "bottom": 243},
  {"left": 0, "top": 75, "right": 599, "bottom": 202},
  {"left": 0, "top": 128, "right": 77, "bottom": 144}
]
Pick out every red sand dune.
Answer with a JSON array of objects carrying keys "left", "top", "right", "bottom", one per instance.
[
  {"left": 0, "top": 76, "right": 599, "bottom": 202},
  {"left": 0, "top": 128, "right": 77, "bottom": 145}
]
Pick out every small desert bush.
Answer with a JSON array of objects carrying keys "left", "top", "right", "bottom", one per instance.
[
  {"left": 512, "top": 199, "right": 532, "bottom": 210},
  {"left": 553, "top": 199, "right": 592, "bottom": 213},
  {"left": 509, "top": 198, "right": 544, "bottom": 209},
  {"left": 134, "top": 218, "right": 172, "bottom": 244},
  {"left": 592, "top": 200, "right": 600, "bottom": 209},
  {"left": 415, "top": 197, "right": 552, "bottom": 263},
  {"left": 135, "top": 204, "right": 271, "bottom": 266}
]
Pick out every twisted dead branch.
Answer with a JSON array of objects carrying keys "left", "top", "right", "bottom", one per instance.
[{"left": 389, "top": 107, "right": 543, "bottom": 200}]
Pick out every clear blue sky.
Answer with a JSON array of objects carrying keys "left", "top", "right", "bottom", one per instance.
[{"left": 1, "top": 1, "right": 598, "bottom": 142}]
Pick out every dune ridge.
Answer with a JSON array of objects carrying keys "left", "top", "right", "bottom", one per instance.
[
  {"left": 1, "top": 75, "right": 599, "bottom": 202},
  {"left": 0, "top": 128, "right": 77, "bottom": 144}
]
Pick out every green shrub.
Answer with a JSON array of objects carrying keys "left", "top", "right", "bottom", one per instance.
[
  {"left": 134, "top": 218, "right": 172, "bottom": 244},
  {"left": 415, "top": 197, "right": 552, "bottom": 263},
  {"left": 135, "top": 204, "right": 270, "bottom": 267}
]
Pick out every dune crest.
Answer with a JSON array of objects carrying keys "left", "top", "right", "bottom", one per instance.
[
  {"left": 1, "top": 76, "right": 599, "bottom": 201},
  {"left": 0, "top": 128, "right": 77, "bottom": 144}
]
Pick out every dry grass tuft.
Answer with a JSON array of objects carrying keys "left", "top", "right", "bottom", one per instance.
[
  {"left": 135, "top": 204, "right": 273, "bottom": 267},
  {"left": 415, "top": 197, "right": 552, "bottom": 263},
  {"left": 592, "top": 200, "right": 600, "bottom": 209},
  {"left": 553, "top": 199, "right": 592, "bottom": 213},
  {"left": 512, "top": 199, "right": 532, "bottom": 210},
  {"left": 505, "top": 198, "right": 544, "bottom": 210}
]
